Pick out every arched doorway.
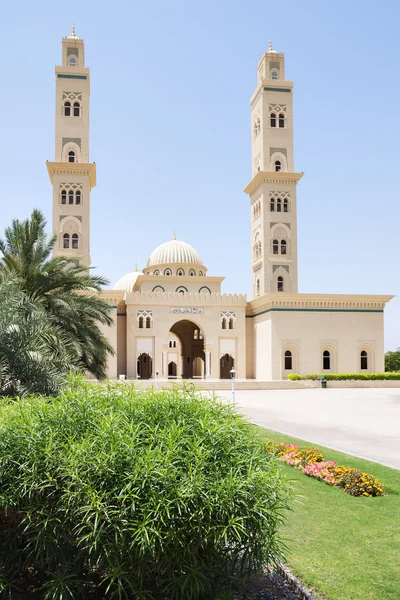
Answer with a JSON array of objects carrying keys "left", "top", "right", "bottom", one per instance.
[
  {"left": 137, "top": 353, "right": 152, "bottom": 379},
  {"left": 168, "top": 361, "right": 177, "bottom": 377},
  {"left": 220, "top": 353, "right": 234, "bottom": 379},
  {"left": 169, "top": 319, "right": 205, "bottom": 379}
]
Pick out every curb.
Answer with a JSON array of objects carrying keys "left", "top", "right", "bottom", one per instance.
[{"left": 276, "top": 563, "right": 317, "bottom": 600}]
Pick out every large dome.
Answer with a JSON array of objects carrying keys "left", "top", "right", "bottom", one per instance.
[
  {"left": 113, "top": 269, "right": 142, "bottom": 292},
  {"left": 147, "top": 239, "right": 204, "bottom": 267}
]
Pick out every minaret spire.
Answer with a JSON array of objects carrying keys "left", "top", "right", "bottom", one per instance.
[
  {"left": 67, "top": 24, "right": 79, "bottom": 39},
  {"left": 268, "top": 38, "right": 273, "bottom": 52}
]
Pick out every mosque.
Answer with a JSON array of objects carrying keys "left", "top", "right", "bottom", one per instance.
[{"left": 47, "top": 29, "right": 393, "bottom": 380}]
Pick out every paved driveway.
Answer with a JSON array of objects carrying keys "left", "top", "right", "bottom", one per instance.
[{"left": 215, "top": 388, "right": 400, "bottom": 470}]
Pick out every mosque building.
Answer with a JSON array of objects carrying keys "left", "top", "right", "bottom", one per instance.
[{"left": 47, "top": 29, "right": 393, "bottom": 380}]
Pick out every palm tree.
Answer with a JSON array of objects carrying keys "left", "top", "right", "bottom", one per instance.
[
  {"left": 0, "top": 272, "right": 72, "bottom": 396},
  {"left": 0, "top": 209, "right": 113, "bottom": 379}
]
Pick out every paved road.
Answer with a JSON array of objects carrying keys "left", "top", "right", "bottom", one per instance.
[{"left": 215, "top": 388, "right": 400, "bottom": 470}]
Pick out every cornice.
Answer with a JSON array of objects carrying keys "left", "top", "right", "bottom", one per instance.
[
  {"left": 246, "top": 292, "right": 394, "bottom": 315},
  {"left": 46, "top": 162, "right": 96, "bottom": 189},
  {"left": 244, "top": 171, "right": 303, "bottom": 196}
]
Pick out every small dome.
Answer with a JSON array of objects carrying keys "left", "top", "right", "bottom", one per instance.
[
  {"left": 147, "top": 239, "right": 204, "bottom": 267},
  {"left": 113, "top": 269, "right": 142, "bottom": 292}
]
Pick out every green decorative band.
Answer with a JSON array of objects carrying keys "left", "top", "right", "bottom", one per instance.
[
  {"left": 176, "top": 286, "right": 188, "bottom": 293},
  {"left": 117, "top": 313, "right": 126, "bottom": 316},
  {"left": 152, "top": 285, "right": 165, "bottom": 292},
  {"left": 247, "top": 307, "right": 384, "bottom": 318},
  {"left": 199, "top": 286, "right": 212, "bottom": 294},
  {"left": 57, "top": 74, "right": 87, "bottom": 80},
  {"left": 263, "top": 87, "right": 291, "bottom": 92},
  {"left": 109, "top": 305, "right": 118, "bottom": 309}
]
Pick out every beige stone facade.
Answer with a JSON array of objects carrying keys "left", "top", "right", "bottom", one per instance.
[{"left": 49, "top": 33, "right": 393, "bottom": 380}]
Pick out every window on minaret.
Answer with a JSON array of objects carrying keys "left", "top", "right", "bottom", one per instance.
[
  {"left": 68, "top": 151, "right": 76, "bottom": 163},
  {"left": 273, "top": 239, "right": 279, "bottom": 254},
  {"left": 75, "top": 190, "right": 81, "bottom": 205},
  {"left": 73, "top": 102, "right": 80, "bottom": 117},
  {"left": 61, "top": 190, "right": 67, "bottom": 204},
  {"left": 271, "top": 71, "right": 278, "bottom": 80},
  {"left": 72, "top": 233, "right": 79, "bottom": 249},
  {"left": 69, "top": 57, "right": 76, "bottom": 67},
  {"left": 283, "top": 198, "right": 289, "bottom": 212},
  {"left": 138, "top": 316, "right": 144, "bottom": 329},
  {"left": 63, "top": 233, "right": 70, "bottom": 249},
  {"left": 277, "top": 276, "right": 283, "bottom": 292},
  {"left": 146, "top": 316, "right": 151, "bottom": 328},
  {"left": 64, "top": 102, "right": 71, "bottom": 116},
  {"left": 277, "top": 198, "right": 282, "bottom": 212},
  {"left": 281, "top": 240, "right": 287, "bottom": 255},
  {"left": 270, "top": 113, "right": 276, "bottom": 127},
  {"left": 275, "top": 160, "right": 281, "bottom": 172},
  {"left": 279, "top": 113, "right": 285, "bottom": 128},
  {"left": 323, "top": 350, "right": 331, "bottom": 370},
  {"left": 68, "top": 190, "right": 74, "bottom": 204},
  {"left": 270, "top": 198, "right": 275, "bottom": 212},
  {"left": 256, "top": 279, "right": 260, "bottom": 297}
]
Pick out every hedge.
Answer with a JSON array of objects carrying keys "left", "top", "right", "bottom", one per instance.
[{"left": 288, "top": 372, "right": 400, "bottom": 381}]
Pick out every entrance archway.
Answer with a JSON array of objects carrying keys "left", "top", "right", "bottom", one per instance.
[
  {"left": 169, "top": 319, "right": 205, "bottom": 379},
  {"left": 220, "top": 353, "right": 234, "bottom": 379},
  {"left": 137, "top": 353, "right": 152, "bottom": 379},
  {"left": 168, "top": 361, "right": 177, "bottom": 377}
]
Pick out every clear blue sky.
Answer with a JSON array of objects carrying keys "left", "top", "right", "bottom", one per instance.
[{"left": 1, "top": 1, "right": 400, "bottom": 350}]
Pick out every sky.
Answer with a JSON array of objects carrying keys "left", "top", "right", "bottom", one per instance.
[{"left": 1, "top": 0, "right": 399, "bottom": 350}]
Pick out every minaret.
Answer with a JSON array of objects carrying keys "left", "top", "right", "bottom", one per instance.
[
  {"left": 47, "top": 26, "right": 96, "bottom": 266},
  {"left": 244, "top": 40, "right": 303, "bottom": 298}
]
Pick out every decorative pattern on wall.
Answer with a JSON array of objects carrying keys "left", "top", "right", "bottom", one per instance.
[
  {"left": 269, "top": 61, "right": 280, "bottom": 70},
  {"left": 137, "top": 310, "right": 153, "bottom": 319},
  {"left": 269, "top": 104, "right": 286, "bottom": 114},
  {"left": 67, "top": 47, "right": 79, "bottom": 58},
  {"left": 60, "top": 183, "right": 82, "bottom": 190},
  {"left": 62, "top": 137, "right": 82, "bottom": 150},
  {"left": 62, "top": 92, "right": 82, "bottom": 102},
  {"left": 273, "top": 265, "right": 289, "bottom": 273},
  {"left": 270, "top": 147, "right": 287, "bottom": 158},
  {"left": 220, "top": 311, "right": 236, "bottom": 319}
]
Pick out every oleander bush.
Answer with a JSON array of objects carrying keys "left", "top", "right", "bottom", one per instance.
[
  {"left": 288, "top": 372, "right": 400, "bottom": 380},
  {"left": 0, "top": 379, "right": 290, "bottom": 599},
  {"left": 264, "top": 441, "right": 385, "bottom": 497}
]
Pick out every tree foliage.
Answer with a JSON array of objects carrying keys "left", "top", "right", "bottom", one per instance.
[
  {"left": 0, "top": 381, "right": 291, "bottom": 599},
  {"left": 384, "top": 348, "right": 400, "bottom": 372},
  {"left": 0, "top": 209, "right": 113, "bottom": 380}
]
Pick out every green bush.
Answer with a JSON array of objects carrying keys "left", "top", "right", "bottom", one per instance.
[
  {"left": 0, "top": 379, "right": 290, "bottom": 599},
  {"left": 288, "top": 372, "right": 400, "bottom": 381}
]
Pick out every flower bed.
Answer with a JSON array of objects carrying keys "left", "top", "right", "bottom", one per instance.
[
  {"left": 288, "top": 372, "right": 400, "bottom": 380},
  {"left": 265, "top": 441, "right": 385, "bottom": 497}
]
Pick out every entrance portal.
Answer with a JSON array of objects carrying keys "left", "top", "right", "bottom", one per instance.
[
  {"left": 220, "top": 353, "right": 234, "bottom": 379},
  {"left": 168, "top": 361, "right": 177, "bottom": 377},
  {"left": 137, "top": 353, "right": 152, "bottom": 379},
  {"left": 169, "top": 319, "right": 205, "bottom": 379}
]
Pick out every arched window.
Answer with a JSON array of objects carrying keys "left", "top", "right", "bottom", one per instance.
[
  {"left": 275, "top": 160, "right": 281, "bottom": 172},
  {"left": 154, "top": 270, "right": 159, "bottom": 275},
  {"left": 277, "top": 198, "right": 282, "bottom": 212},
  {"left": 73, "top": 102, "right": 80, "bottom": 117},
  {"left": 177, "top": 269, "right": 184, "bottom": 276},
  {"left": 189, "top": 269, "right": 195, "bottom": 276},
  {"left": 323, "top": 350, "right": 331, "bottom": 370},
  {"left": 360, "top": 350, "right": 368, "bottom": 370},
  {"left": 229, "top": 317, "right": 234, "bottom": 330},
  {"left": 271, "top": 71, "right": 278, "bottom": 80},
  {"left": 178, "top": 289, "right": 185, "bottom": 294},
  {"left": 61, "top": 190, "right": 67, "bottom": 204},
  {"left": 273, "top": 239, "right": 279, "bottom": 254},
  {"left": 68, "top": 151, "right": 75, "bottom": 163},
  {"left": 174, "top": 341, "right": 177, "bottom": 348},
  {"left": 199, "top": 270, "right": 204, "bottom": 276},
  {"left": 256, "top": 279, "right": 260, "bottom": 296},
  {"left": 222, "top": 318, "right": 227, "bottom": 330},
  {"left": 68, "top": 190, "right": 74, "bottom": 204},
  {"left": 75, "top": 190, "right": 81, "bottom": 205},
  {"left": 270, "top": 112, "right": 276, "bottom": 127},
  {"left": 146, "top": 316, "right": 151, "bottom": 328},
  {"left": 69, "top": 57, "right": 76, "bottom": 67},
  {"left": 138, "top": 316, "right": 144, "bottom": 329},
  {"left": 72, "top": 233, "right": 79, "bottom": 249},
  {"left": 64, "top": 101, "right": 71, "bottom": 116},
  {"left": 281, "top": 240, "right": 287, "bottom": 255},
  {"left": 277, "top": 276, "right": 283, "bottom": 292},
  {"left": 279, "top": 113, "right": 285, "bottom": 128},
  {"left": 270, "top": 197, "right": 275, "bottom": 212},
  {"left": 164, "top": 268, "right": 172, "bottom": 276},
  {"left": 284, "top": 350, "right": 292, "bottom": 370},
  {"left": 63, "top": 233, "right": 70, "bottom": 249},
  {"left": 283, "top": 198, "right": 289, "bottom": 212}
]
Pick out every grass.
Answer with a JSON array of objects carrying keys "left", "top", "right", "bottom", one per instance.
[{"left": 253, "top": 426, "right": 400, "bottom": 600}]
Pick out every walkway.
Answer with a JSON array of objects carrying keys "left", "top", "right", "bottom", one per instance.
[{"left": 216, "top": 388, "right": 400, "bottom": 469}]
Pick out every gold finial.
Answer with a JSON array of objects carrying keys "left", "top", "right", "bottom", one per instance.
[
  {"left": 268, "top": 38, "right": 273, "bottom": 52},
  {"left": 173, "top": 231, "right": 176, "bottom": 240},
  {"left": 72, "top": 24, "right": 76, "bottom": 37},
  {"left": 134, "top": 262, "right": 138, "bottom": 272}
]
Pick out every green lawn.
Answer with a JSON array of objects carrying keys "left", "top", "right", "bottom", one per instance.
[{"left": 254, "top": 426, "right": 400, "bottom": 600}]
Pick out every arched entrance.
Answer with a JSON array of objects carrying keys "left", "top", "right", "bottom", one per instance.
[
  {"left": 137, "top": 353, "right": 152, "bottom": 379},
  {"left": 220, "top": 353, "right": 234, "bottom": 379},
  {"left": 168, "top": 361, "right": 177, "bottom": 377},
  {"left": 169, "top": 319, "right": 205, "bottom": 379}
]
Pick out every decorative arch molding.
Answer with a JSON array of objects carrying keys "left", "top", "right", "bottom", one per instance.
[
  {"left": 358, "top": 343, "right": 375, "bottom": 372},
  {"left": 270, "top": 151, "right": 287, "bottom": 172},
  {"left": 272, "top": 266, "right": 290, "bottom": 293},
  {"left": 59, "top": 215, "right": 82, "bottom": 234},
  {"left": 271, "top": 222, "right": 290, "bottom": 238},
  {"left": 320, "top": 343, "right": 338, "bottom": 373},
  {"left": 176, "top": 286, "right": 188, "bottom": 293},
  {"left": 152, "top": 285, "right": 165, "bottom": 292},
  {"left": 199, "top": 286, "right": 211, "bottom": 294},
  {"left": 62, "top": 141, "right": 82, "bottom": 163},
  {"left": 281, "top": 342, "right": 299, "bottom": 377}
]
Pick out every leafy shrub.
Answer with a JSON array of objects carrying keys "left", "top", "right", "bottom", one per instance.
[
  {"left": 332, "top": 466, "right": 385, "bottom": 497},
  {"left": 0, "top": 380, "right": 290, "bottom": 599},
  {"left": 288, "top": 372, "right": 400, "bottom": 381}
]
